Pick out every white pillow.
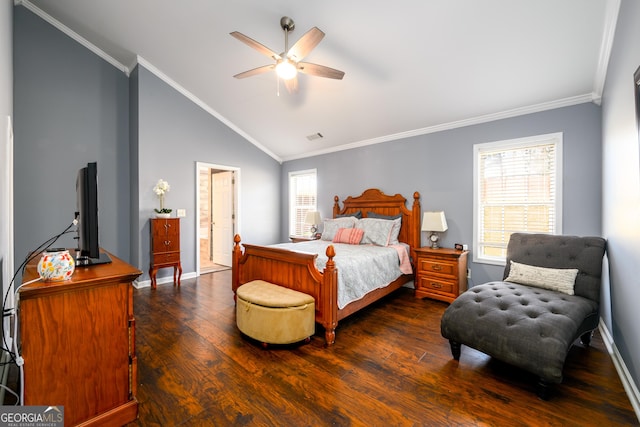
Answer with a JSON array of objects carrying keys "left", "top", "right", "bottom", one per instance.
[
  {"left": 505, "top": 261, "right": 579, "bottom": 295},
  {"left": 366, "top": 212, "right": 402, "bottom": 245},
  {"left": 356, "top": 218, "right": 395, "bottom": 246},
  {"left": 321, "top": 217, "right": 358, "bottom": 241},
  {"left": 387, "top": 217, "right": 402, "bottom": 245}
]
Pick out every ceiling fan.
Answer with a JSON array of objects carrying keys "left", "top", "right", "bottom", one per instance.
[{"left": 230, "top": 16, "right": 345, "bottom": 93}]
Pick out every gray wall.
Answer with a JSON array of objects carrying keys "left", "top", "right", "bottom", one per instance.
[
  {"left": 129, "top": 67, "right": 140, "bottom": 267},
  {"left": 282, "top": 103, "right": 603, "bottom": 285},
  {"left": 602, "top": 0, "right": 640, "bottom": 395},
  {"left": 13, "top": 7, "right": 130, "bottom": 271},
  {"left": 12, "top": 7, "right": 282, "bottom": 284},
  {"left": 133, "top": 65, "right": 281, "bottom": 282},
  {"left": 1, "top": 3, "right": 12, "bottom": 306}
]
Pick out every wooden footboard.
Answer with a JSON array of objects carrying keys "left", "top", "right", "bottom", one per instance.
[{"left": 232, "top": 235, "right": 340, "bottom": 344}]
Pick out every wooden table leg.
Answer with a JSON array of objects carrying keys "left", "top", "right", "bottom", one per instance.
[
  {"left": 149, "top": 267, "right": 157, "bottom": 289},
  {"left": 175, "top": 263, "right": 182, "bottom": 287}
]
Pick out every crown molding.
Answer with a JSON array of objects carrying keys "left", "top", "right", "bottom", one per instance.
[
  {"left": 281, "top": 94, "right": 594, "bottom": 162},
  {"left": 15, "top": 0, "right": 612, "bottom": 164},
  {"left": 592, "top": 0, "right": 621, "bottom": 105},
  {"left": 15, "top": 0, "right": 281, "bottom": 163},
  {"left": 15, "top": 0, "right": 130, "bottom": 75},
  {"left": 135, "top": 57, "right": 282, "bottom": 163}
]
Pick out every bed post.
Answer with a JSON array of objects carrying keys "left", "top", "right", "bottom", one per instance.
[
  {"left": 332, "top": 195, "right": 341, "bottom": 217},
  {"left": 232, "top": 234, "right": 242, "bottom": 294},
  {"left": 321, "top": 245, "right": 338, "bottom": 346},
  {"left": 411, "top": 192, "right": 421, "bottom": 262}
]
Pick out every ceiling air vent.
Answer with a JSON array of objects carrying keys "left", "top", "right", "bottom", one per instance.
[{"left": 306, "top": 132, "right": 324, "bottom": 141}]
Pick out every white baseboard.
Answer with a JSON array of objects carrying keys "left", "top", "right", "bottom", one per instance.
[
  {"left": 133, "top": 272, "right": 197, "bottom": 289},
  {"left": 599, "top": 319, "right": 640, "bottom": 422}
]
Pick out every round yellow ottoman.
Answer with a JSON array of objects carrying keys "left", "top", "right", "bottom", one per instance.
[{"left": 236, "top": 280, "right": 315, "bottom": 346}]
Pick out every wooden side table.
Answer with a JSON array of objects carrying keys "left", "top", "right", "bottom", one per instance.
[
  {"left": 150, "top": 218, "right": 182, "bottom": 288},
  {"left": 414, "top": 246, "right": 468, "bottom": 303}
]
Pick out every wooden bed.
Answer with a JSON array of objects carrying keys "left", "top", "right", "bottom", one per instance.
[{"left": 232, "top": 188, "right": 421, "bottom": 345}]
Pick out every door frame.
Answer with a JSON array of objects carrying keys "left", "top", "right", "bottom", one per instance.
[{"left": 195, "top": 162, "right": 241, "bottom": 276}]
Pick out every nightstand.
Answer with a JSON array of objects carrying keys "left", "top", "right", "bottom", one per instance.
[
  {"left": 414, "top": 247, "right": 468, "bottom": 303},
  {"left": 289, "top": 235, "right": 320, "bottom": 243}
]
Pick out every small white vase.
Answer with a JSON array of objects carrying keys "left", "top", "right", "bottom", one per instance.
[
  {"left": 155, "top": 213, "right": 171, "bottom": 218},
  {"left": 37, "top": 249, "right": 75, "bottom": 281}
]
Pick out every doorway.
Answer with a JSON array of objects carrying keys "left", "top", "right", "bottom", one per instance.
[{"left": 196, "top": 163, "right": 239, "bottom": 275}]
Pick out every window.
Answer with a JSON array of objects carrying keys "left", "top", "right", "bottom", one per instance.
[
  {"left": 473, "top": 133, "right": 562, "bottom": 265},
  {"left": 289, "top": 169, "right": 317, "bottom": 236}
]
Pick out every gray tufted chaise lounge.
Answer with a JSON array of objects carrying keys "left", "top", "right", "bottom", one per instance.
[{"left": 440, "top": 233, "right": 606, "bottom": 399}]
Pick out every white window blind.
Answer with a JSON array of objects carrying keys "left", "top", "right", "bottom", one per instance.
[
  {"left": 474, "top": 133, "right": 562, "bottom": 264},
  {"left": 289, "top": 169, "right": 317, "bottom": 236}
]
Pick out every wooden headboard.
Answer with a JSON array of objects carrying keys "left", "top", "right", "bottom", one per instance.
[{"left": 332, "top": 188, "right": 421, "bottom": 260}]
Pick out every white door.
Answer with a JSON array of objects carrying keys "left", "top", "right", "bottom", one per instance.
[{"left": 212, "top": 171, "right": 234, "bottom": 266}]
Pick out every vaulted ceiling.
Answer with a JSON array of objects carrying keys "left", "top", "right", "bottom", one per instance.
[{"left": 20, "top": 0, "right": 617, "bottom": 162}]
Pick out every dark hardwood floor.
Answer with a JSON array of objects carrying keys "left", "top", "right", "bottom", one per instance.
[{"left": 129, "top": 271, "right": 638, "bottom": 426}]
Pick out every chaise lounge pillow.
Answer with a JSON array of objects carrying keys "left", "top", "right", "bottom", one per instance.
[
  {"left": 321, "top": 217, "right": 358, "bottom": 241},
  {"left": 504, "top": 261, "right": 579, "bottom": 295}
]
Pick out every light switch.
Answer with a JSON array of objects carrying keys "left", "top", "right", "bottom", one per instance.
[{"left": 177, "top": 209, "right": 186, "bottom": 217}]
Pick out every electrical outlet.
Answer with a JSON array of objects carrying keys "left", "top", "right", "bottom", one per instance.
[{"left": 467, "top": 268, "right": 471, "bottom": 279}]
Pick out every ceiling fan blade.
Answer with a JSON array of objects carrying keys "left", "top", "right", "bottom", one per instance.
[
  {"left": 233, "top": 64, "right": 274, "bottom": 79},
  {"left": 284, "top": 76, "right": 299, "bottom": 93},
  {"left": 230, "top": 31, "right": 281, "bottom": 60},
  {"left": 287, "top": 27, "right": 325, "bottom": 61},
  {"left": 298, "top": 62, "right": 345, "bottom": 80}
]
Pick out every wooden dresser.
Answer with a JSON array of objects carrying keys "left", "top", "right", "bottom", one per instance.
[
  {"left": 149, "top": 217, "right": 182, "bottom": 289},
  {"left": 20, "top": 250, "right": 142, "bottom": 426},
  {"left": 414, "top": 247, "right": 468, "bottom": 303}
]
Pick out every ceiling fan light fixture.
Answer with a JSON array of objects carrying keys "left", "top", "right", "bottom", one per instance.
[
  {"left": 276, "top": 60, "right": 297, "bottom": 80},
  {"left": 231, "top": 16, "right": 344, "bottom": 91}
]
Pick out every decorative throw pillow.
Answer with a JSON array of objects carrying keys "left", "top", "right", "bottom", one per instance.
[
  {"left": 321, "top": 217, "right": 358, "bottom": 241},
  {"left": 333, "top": 227, "right": 364, "bottom": 245},
  {"left": 505, "top": 261, "right": 579, "bottom": 295},
  {"left": 356, "top": 218, "right": 395, "bottom": 246},
  {"left": 367, "top": 212, "right": 402, "bottom": 245},
  {"left": 367, "top": 212, "right": 402, "bottom": 221},
  {"left": 336, "top": 210, "right": 362, "bottom": 219}
]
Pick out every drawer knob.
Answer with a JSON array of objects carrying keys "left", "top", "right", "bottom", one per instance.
[
  {"left": 430, "top": 282, "right": 442, "bottom": 288},
  {"left": 432, "top": 265, "right": 442, "bottom": 271},
  {"left": 164, "top": 240, "right": 171, "bottom": 246}
]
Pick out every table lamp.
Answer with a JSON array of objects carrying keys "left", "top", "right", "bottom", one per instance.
[
  {"left": 305, "top": 211, "right": 322, "bottom": 235},
  {"left": 422, "top": 211, "right": 448, "bottom": 249}
]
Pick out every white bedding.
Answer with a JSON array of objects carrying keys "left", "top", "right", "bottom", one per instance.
[{"left": 270, "top": 240, "right": 412, "bottom": 309}]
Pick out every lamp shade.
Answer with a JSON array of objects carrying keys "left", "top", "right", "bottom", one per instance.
[
  {"left": 422, "top": 211, "right": 448, "bottom": 232},
  {"left": 305, "top": 211, "right": 322, "bottom": 225}
]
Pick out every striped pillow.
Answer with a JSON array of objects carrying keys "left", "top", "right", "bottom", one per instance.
[{"left": 333, "top": 227, "right": 364, "bottom": 245}]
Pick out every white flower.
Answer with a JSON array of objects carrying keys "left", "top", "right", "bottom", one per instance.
[{"left": 153, "top": 179, "right": 170, "bottom": 196}]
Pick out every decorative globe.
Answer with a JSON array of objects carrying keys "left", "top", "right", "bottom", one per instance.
[{"left": 37, "top": 250, "right": 75, "bottom": 281}]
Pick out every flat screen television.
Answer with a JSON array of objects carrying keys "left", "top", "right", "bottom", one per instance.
[{"left": 75, "top": 162, "right": 111, "bottom": 266}]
